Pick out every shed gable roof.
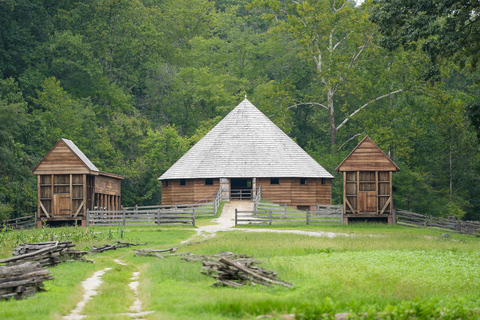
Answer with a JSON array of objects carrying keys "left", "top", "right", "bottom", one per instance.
[
  {"left": 33, "top": 138, "right": 99, "bottom": 175},
  {"left": 159, "top": 99, "right": 333, "bottom": 180},
  {"left": 335, "top": 136, "right": 400, "bottom": 172}
]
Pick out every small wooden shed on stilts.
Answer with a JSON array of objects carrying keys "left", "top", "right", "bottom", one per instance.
[
  {"left": 32, "top": 138, "right": 123, "bottom": 227},
  {"left": 336, "top": 136, "right": 400, "bottom": 224}
]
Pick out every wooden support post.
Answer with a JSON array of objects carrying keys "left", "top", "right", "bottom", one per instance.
[
  {"left": 356, "top": 171, "right": 360, "bottom": 215},
  {"left": 342, "top": 172, "right": 346, "bottom": 216},
  {"left": 37, "top": 176, "right": 41, "bottom": 220},
  {"left": 192, "top": 209, "right": 195, "bottom": 226},
  {"left": 86, "top": 209, "right": 90, "bottom": 227},
  {"left": 389, "top": 171, "right": 393, "bottom": 214},
  {"left": 375, "top": 171, "right": 378, "bottom": 214},
  {"left": 122, "top": 206, "right": 126, "bottom": 226},
  {"left": 70, "top": 174, "right": 73, "bottom": 217},
  {"left": 83, "top": 174, "right": 87, "bottom": 216},
  {"left": 269, "top": 210, "right": 272, "bottom": 226},
  {"left": 284, "top": 204, "right": 287, "bottom": 218},
  {"left": 51, "top": 174, "right": 54, "bottom": 217},
  {"left": 306, "top": 209, "right": 309, "bottom": 225},
  {"left": 235, "top": 209, "right": 237, "bottom": 226}
]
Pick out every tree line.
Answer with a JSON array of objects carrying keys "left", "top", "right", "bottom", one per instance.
[{"left": 1, "top": 0, "right": 479, "bottom": 220}]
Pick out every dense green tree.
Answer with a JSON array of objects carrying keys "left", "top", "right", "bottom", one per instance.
[
  {"left": 370, "top": 0, "right": 480, "bottom": 73},
  {"left": 0, "top": 78, "right": 37, "bottom": 218}
]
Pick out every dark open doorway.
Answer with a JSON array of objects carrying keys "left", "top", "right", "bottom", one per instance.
[{"left": 230, "top": 178, "right": 252, "bottom": 200}]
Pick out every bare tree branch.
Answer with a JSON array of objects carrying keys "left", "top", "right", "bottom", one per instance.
[
  {"left": 337, "top": 132, "right": 364, "bottom": 152},
  {"left": 287, "top": 102, "right": 328, "bottom": 110},
  {"left": 336, "top": 88, "right": 407, "bottom": 131}
]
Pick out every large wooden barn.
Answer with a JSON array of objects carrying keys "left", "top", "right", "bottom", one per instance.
[
  {"left": 33, "top": 139, "right": 123, "bottom": 227},
  {"left": 336, "top": 136, "right": 400, "bottom": 224},
  {"left": 159, "top": 99, "right": 334, "bottom": 210}
]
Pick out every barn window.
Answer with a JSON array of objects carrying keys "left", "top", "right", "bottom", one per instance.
[
  {"left": 165, "top": 180, "right": 169, "bottom": 187},
  {"left": 270, "top": 178, "right": 279, "bottom": 185},
  {"left": 180, "top": 179, "right": 186, "bottom": 186},
  {"left": 205, "top": 178, "right": 213, "bottom": 185},
  {"left": 321, "top": 178, "right": 326, "bottom": 185},
  {"left": 300, "top": 178, "right": 308, "bottom": 185}
]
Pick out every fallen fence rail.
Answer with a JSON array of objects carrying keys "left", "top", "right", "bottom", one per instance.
[{"left": 0, "top": 215, "right": 36, "bottom": 230}]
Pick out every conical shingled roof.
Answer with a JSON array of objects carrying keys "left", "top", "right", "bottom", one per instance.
[{"left": 159, "top": 99, "right": 333, "bottom": 180}]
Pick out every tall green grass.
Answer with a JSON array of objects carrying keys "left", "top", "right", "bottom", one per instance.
[{"left": 0, "top": 225, "right": 479, "bottom": 319}]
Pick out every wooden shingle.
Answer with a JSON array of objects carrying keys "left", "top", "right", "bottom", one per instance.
[{"left": 159, "top": 99, "right": 333, "bottom": 180}]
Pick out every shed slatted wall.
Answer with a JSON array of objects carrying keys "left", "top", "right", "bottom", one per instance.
[
  {"left": 337, "top": 139, "right": 398, "bottom": 172},
  {"left": 34, "top": 142, "right": 90, "bottom": 175}
]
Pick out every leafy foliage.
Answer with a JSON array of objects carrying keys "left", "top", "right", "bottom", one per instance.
[{"left": 0, "top": 0, "right": 479, "bottom": 222}]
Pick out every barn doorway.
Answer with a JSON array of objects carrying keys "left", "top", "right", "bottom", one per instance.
[{"left": 230, "top": 178, "right": 252, "bottom": 200}]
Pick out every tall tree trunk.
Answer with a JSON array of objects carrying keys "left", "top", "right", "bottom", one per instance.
[{"left": 328, "top": 87, "right": 336, "bottom": 146}]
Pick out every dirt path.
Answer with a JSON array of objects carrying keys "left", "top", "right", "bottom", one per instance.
[{"left": 63, "top": 260, "right": 153, "bottom": 320}]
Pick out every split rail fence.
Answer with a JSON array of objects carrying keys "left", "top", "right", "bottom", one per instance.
[
  {"left": 236, "top": 202, "right": 342, "bottom": 226},
  {"left": 86, "top": 188, "right": 222, "bottom": 227},
  {"left": 396, "top": 209, "right": 480, "bottom": 236},
  {"left": 0, "top": 215, "right": 36, "bottom": 230}
]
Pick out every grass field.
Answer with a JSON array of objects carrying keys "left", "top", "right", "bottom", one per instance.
[{"left": 0, "top": 222, "right": 479, "bottom": 319}]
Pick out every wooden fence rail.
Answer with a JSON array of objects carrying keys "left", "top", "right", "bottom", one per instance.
[
  {"left": 0, "top": 215, "right": 36, "bottom": 230},
  {"left": 396, "top": 209, "right": 480, "bottom": 235},
  {"left": 235, "top": 207, "right": 342, "bottom": 226},
  {"left": 86, "top": 208, "right": 195, "bottom": 226}
]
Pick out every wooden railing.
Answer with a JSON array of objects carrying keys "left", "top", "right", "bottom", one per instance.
[
  {"left": 254, "top": 185, "right": 261, "bottom": 205},
  {"left": 0, "top": 215, "right": 36, "bottom": 230},
  {"left": 124, "top": 202, "right": 215, "bottom": 217},
  {"left": 231, "top": 189, "right": 252, "bottom": 200},
  {"left": 86, "top": 207, "right": 196, "bottom": 226},
  {"left": 396, "top": 209, "right": 480, "bottom": 235},
  {"left": 213, "top": 187, "right": 222, "bottom": 216},
  {"left": 236, "top": 204, "right": 342, "bottom": 226}
]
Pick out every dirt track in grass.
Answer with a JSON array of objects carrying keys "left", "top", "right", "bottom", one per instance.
[{"left": 183, "top": 200, "right": 349, "bottom": 244}]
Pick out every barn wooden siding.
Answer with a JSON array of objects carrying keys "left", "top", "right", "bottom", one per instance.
[
  {"left": 162, "top": 178, "right": 331, "bottom": 208},
  {"left": 161, "top": 179, "right": 220, "bottom": 205},
  {"left": 258, "top": 178, "right": 331, "bottom": 208},
  {"left": 33, "top": 139, "right": 123, "bottom": 226},
  {"left": 336, "top": 136, "right": 399, "bottom": 224}
]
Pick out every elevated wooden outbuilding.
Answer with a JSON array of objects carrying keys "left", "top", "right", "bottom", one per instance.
[
  {"left": 159, "top": 99, "right": 334, "bottom": 210},
  {"left": 336, "top": 136, "right": 400, "bottom": 224},
  {"left": 32, "top": 139, "right": 123, "bottom": 227}
]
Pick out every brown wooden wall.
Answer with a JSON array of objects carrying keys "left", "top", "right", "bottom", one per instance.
[
  {"left": 37, "top": 173, "right": 122, "bottom": 221},
  {"left": 161, "top": 179, "right": 220, "bottom": 205},
  {"left": 258, "top": 178, "right": 331, "bottom": 207},
  {"left": 336, "top": 137, "right": 399, "bottom": 172},
  {"left": 33, "top": 141, "right": 91, "bottom": 175},
  {"left": 95, "top": 176, "right": 121, "bottom": 196},
  {"left": 38, "top": 174, "right": 91, "bottom": 219},
  {"left": 343, "top": 171, "right": 392, "bottom": 215},
  {"left": 161, "top": 178, "right": 331, "bottom": 207}
]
